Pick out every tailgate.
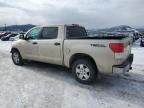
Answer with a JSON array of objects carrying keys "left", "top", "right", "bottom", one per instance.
[
  {"left": 123, "top": 37, "right": 132, "bottom": 60},
  {"left": 115, "top": 37, "right": 132, "bottom": 63}
]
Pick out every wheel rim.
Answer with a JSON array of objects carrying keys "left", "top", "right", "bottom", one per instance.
[
  {"left": 13, "top": 52, "right": 20, "bottom": 64},
  {"left": 76, "top": 64, "right": 90, "bottom": 80}
]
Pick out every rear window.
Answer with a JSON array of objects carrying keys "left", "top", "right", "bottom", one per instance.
[{"left": 66, "top": 26, "right": 87, "bottom": 38}]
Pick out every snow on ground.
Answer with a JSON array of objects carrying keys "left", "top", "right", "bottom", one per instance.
[
  {"left": 132, "top": 40, "right": 144, "bottom": 65},
  {"left": 0, "top": 40, "right": 144, "bottom": 108},
  {"left": 126, "top": 39, "right": 144, "bottom": 82}
]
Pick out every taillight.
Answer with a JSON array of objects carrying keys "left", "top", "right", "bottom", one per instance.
[{"left": 109, "top": 43, "right": 124, "bottom": 53}]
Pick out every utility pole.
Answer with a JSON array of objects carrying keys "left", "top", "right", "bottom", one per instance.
[
  {"left": 4, "top": 24, "right": 7, "bottom": 31},
  {"left": 16, "top": 24, "right": 17, "bottom": 31}
]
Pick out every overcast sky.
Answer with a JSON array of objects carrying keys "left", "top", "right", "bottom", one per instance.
[{"left": 0, "top": 0, "right": 143, "bottom": 29}]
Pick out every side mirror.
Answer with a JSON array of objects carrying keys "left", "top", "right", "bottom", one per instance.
[
  {"left": 25, "top": 36, "right": 35, "bottom": 40},
  {"left": 19, "top": 34, "right": 24, "bottom": 39}
]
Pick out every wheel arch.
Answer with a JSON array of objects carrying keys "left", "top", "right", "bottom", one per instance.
[
  {"left": 69, "top": 53, "right": 98, "bottom": 72},
  {"left": 11, "top": 47, "right": 20, "bottom": 53},
  {"left": 11, "top": 47, "right": 22, "bottom": 57}
]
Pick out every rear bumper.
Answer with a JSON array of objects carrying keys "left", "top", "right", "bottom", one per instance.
[{"left": 112, "top": 54, "right": 134, "bottom": 74}]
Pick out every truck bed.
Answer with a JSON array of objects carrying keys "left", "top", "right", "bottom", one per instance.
[
  {"left": 64, "top": 36, "right": 132, "bottom": 73},
  {"left": 67, "top": 36, "right": 129, "bottom": 40}
]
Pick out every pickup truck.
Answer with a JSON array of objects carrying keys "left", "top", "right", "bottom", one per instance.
[{"left": 11, "top": 24, "right": 133, "bottom": 84}]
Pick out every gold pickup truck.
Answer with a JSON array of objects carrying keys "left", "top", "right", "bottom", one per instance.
[{"left": 11, "top": 24, "right": 133, "bottom": 84}]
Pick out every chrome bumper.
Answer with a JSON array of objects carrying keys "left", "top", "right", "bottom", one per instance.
[{"left": 113, "top": 54, "right": 134, "bottom": 74}]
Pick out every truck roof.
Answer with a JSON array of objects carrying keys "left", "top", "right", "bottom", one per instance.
[{"left": 36, "top": 24, "right": 83, "bottom": 28}]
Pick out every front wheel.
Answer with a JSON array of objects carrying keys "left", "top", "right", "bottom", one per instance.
[
  {"left": 12, "top": 50, "right": 23, "bottom": 65},
  {"left": 72, "top": 59, "right": 97, "bottom": 84},
  {"left": 140, "top": 41, "right": 144, "bottom": 47}
]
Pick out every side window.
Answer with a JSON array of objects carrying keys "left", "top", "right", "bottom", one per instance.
[
  {"left": 41, "top": 27, "right": 58, "bottom": 39},
  {"left": 67, "top": 26, "right": 87, "bottom": 38},
  {"left": 26, "top": 27, "right": 41, "bottom": 39}
]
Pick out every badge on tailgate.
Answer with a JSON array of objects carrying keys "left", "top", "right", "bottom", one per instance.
[{"left": 90, "top": 44, "right": 106, "bottom": 47}]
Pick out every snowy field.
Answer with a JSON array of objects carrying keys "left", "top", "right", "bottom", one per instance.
[{"left": 0, "top": 40, "right": 144, "bottom": 108}]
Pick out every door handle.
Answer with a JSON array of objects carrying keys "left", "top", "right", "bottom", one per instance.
[
  {"left": 54, "top": 42, "right": 60, "bottom": 46},
  {"left": 32, "top": 42, "right": 38, "bottom": 45}
]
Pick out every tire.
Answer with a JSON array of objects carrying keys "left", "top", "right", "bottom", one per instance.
[
  {"left": 140, "top": 41, "right": 144, "bottom": 47},
  {"left": 140, "top": 42, "right": 142, "bottom": 47},
  {"left": 72, "top": 59, "right": 97, "bottom": 84},
  {"left": 12, "top": 49, "right": 24, "bottom": 65}
]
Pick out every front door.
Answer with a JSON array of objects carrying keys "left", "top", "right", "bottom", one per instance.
[{"left": 22, "top": 27, "right": 41, "bottom": 60}]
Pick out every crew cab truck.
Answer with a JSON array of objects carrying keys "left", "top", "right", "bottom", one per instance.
[{"left": 11, "top": 24, "right": 133, "bottom": 84}]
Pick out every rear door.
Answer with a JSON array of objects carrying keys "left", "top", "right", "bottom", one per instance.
[{"left": 38, "top": 27, "right": 63, "bottom": 65}]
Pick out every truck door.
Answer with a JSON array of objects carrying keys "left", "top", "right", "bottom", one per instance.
[
  {"left": 38, "top": 27, "right": 63, "bottom": 65},
  {"left": 21, "top": 27, "right": 41, "bottom": 60}
]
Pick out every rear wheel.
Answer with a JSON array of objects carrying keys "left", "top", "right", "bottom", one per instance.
[
  {"left": 12, "top": 49, "right": 23, "bottom": 65},
  {"left": 72, "top": 59, "right": 97, "bottom": 84}
]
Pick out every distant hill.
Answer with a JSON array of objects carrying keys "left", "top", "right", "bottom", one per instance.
[
  {"left": 136, "top": 28, "right": 144, "bottom": 32},
  {"left": 96, "top": 25, "right": 134, "bottom": 32},
  {"left": 0, "top": 24, "right": 35, "bottom": 32},
  {"left": 87, "top": 25, "right": 144, "bottom": 36}
]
